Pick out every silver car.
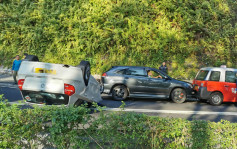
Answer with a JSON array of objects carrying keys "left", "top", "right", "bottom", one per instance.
[{"left": 18, "top": 60, "right": 102, "bottom": 106}]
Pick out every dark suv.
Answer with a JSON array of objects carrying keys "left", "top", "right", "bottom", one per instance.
[{"left": 101, "top": 66, "right": 194, "bottom": 103}]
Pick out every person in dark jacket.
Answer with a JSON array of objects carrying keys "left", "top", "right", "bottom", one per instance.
[
  {"left": 12, "top": 55, "right": 22, "bottom": 84},
  {"left": 159, "top": 62, "right": 168, "bottom": 74}
]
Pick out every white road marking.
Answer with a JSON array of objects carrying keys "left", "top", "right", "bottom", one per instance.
[
  {"left": 104, "top": 108, "right": 237, "bottom": 116},
  {"left": 8, "top": 101, "right": 25, "bottom": 105}
]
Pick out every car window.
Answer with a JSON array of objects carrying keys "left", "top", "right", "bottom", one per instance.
[
  {"left": 196, "top": 70, "right": 209, "bottom": 80},
  {"left": 225, "top": 71, "right": 237, "bottom": 83},
  {"left": 209, "top": 71, "right": 220, "bottom": 81},
  {"left": 114, "top": 69, "right": 126, "bottom": 75},
  {"left": 126, "top": 68, "right": 145, "bottom": 76},
  {"left": 147, "top": 70, "right": 165, "bottom": 79}
]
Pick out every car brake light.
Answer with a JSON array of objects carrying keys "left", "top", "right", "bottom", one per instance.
[
  {"left": 102, "top": 73, "right": 107, "bottom": 77},
  {"left": 64, "top": 83, "right": 75, "bottom": 96},
  {"left": 18, "top": 79, "right": 25, "bottom": 90}
]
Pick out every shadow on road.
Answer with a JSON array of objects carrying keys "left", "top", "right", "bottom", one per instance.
[{"left": 0, "top": 82, "right": 23, "bottom": 103}]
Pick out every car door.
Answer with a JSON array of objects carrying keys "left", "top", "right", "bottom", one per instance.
[
  {"left": 124, "top": 68, "right": 148, "bottom": 94},
  {"left": 145, "top": 69, "right": 171, "bottom": 96},
  {"left": 206, "top": 70, "right": 236, "bottom": 102},
  {"left": 223, "top": 71, "right": 237, "bottom": 102}
]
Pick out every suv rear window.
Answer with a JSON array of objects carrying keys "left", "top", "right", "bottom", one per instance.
[
  {"left": 126, "top": 68, "right": 146, "bottom": 76},
  {"left": 114, "top": 69, "right": 126, "bottom": 75},
  {"left": 195, "top": 70, "right": 209, "bottom": 80},
  {"left": 22, "top": 91, "right": 69, "bottom": 105},
  {"left": 225, "top": 71, "right": 237, "bottom": 83}
]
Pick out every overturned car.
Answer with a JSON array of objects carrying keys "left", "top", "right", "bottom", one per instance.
[{"left": 17, "top": 58, "right": 102, "bottom": 106}]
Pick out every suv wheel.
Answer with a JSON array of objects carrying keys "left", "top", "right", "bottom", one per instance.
[
  {"left": 112, "top": 85, "right": 128, "bottom": 101},
  {"left": 209, "top": 92, "right": 223, "bottom": 106},
  {"left": 77, "top": 60, "right": 91, "bottom": 86},
  {"left": 171, "top": 88, "right": 186, "bottom": 103},
  {"left": 23, "top": 55, "right": 39, "bottom": 61}
]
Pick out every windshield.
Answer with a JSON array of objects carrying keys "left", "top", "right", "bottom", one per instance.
[
  {"left": 22, "top": 91, "right": 69, "bottom": 105},
  {"left": 195, "top": 70, "right": 209, "bottom": 80}
]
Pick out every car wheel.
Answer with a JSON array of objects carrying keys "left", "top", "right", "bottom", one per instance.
[
  {"left": 209, "top": 92, "right": 223, "bottom": 106},
  {"left": 112, "top": 85, "right": 128, "bottom": 101},
  {"left": 100, "top": 83, "right": 104, "bottom": 94},
  {"left": 171, "top": 88, "right": 186, "bottom": 103},
  {"left": 77, "top": 60, "right": 91, "bottom": 86},
  {"left": 23, "top": 55, "right": 39, "bottom": 62}
]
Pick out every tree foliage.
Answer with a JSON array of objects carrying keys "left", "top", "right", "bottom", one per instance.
[{"left": 0, "top": 0, "right": 236, "bottom": 78}]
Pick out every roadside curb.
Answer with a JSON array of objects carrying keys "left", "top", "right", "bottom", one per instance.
[{"left": 103, "top": 108, "right": 237, "bottom": 116}]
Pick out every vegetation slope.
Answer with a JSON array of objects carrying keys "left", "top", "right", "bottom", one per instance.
[{"left": 0, "top": 0, "right": 236, "bottom": 79}]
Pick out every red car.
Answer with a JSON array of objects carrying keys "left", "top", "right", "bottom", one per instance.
[{"left": 193, "top": 67, "right": 237, "bottom": 106}]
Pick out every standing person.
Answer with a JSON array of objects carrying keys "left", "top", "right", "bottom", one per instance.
[
  {"left": 159, "top": 61, "right": 168, "bottom": 74},
  {"left": 12, "top": 55, "right": 22, "bottom": 84}
]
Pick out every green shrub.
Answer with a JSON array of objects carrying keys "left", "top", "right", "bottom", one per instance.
[
  {"left": 0, "top": 0, "right": 236, "bottom": 79},
  {"left": 1, "top": 98, "right": 237, "bottom": 149}
]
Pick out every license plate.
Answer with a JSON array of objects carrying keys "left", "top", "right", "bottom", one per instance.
[{"left": 35, "top": 68, "right": 56, "bottom": 74}]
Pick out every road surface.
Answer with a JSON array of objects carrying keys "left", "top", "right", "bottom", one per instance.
[{"left": 1, "top": 82, "right": 237, "bottom": 123}]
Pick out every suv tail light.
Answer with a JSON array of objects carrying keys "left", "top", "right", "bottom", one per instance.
[
  {"left": 18, "top": 79, "right": 25, "bottom": 90},
  {"left": 64, "top": 83, "right": 75, "bottom": 96},
  {"left": 102, "top": 73, "right": 107, "bottom": 77}
]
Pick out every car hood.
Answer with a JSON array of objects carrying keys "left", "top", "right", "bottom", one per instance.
[{"left": 171, "top": 79, "right": 192, "bottom": 86}]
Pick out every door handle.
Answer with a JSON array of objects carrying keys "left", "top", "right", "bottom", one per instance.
[{"left": 224, "top": 85, "right": 229, "bottom": 87}]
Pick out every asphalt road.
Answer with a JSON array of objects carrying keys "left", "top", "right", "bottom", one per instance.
[{"left": 1, "top": 82, "right": 237, "bottom": 123}]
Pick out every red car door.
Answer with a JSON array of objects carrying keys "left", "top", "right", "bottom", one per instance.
[{"left": 223, "top": 71, "right": 237, "bottom": 102}]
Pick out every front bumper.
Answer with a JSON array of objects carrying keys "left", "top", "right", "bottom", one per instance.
[{"left": 186, "top": 88, "right": 197, "bottom": 99}]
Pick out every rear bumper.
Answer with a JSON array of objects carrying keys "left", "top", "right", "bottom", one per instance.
[
  {"left": 197, "top": 87, "right": 211, "bottom": 100},
  {"left": 101, "top": 77, "right": 113, "bottom": 94},
  {"left": 103, "top": 84, "right": 112, "bottom": 94}
]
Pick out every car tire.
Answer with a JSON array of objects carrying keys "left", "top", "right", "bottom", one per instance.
[
  {"left": 209, "top": 92, "right": 223, "bottom": 106},
  {"left": 112, "top": 85, "right": 128, "bottom": 101},
  {"left": 171, "top": 88, "right": 186, "bottom": 104},
  {"left": 23, "top": 55, "right": 39, "bottom": 62},
  {"left": 77, "top": 60, "right": 91, "bottom": 86},
  {"left": 100, "top": 83, "right": 104, "bottom": 94}
]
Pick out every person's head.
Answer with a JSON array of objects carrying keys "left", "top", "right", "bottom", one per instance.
[
  {"left": 147, "top": 70, "right": 152, "bottom": 76},
  {"left": 23, "top": 53, "right": 28, "bottom": 59},
  {"left": 15, "top": 55, "right": 20, "bottom": 60},
  {"left": 162, "top": 62, "right": 166, "bottom": 66}
]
